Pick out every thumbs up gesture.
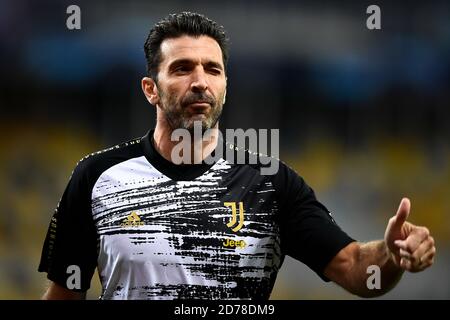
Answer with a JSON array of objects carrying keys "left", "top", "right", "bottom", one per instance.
[{"left": 384, "top": 198, "right": 436, "bottom": 272}]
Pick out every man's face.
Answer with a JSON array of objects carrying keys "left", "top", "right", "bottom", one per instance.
[{"left": 155, "top": 35, "right": 227, "bottom": 131}]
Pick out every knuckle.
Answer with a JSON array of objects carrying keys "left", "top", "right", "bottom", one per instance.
[
  {"left": 406, "top": 241, "right": 416, "bottom": 252},
  {"left": 429, "top": 236, "right": 435, "bottom": 246}
]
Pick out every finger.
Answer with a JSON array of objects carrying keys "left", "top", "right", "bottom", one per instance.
[
  {"left": 393, "top": 198, "right": 411, "bottom": 228},
  {"left": 396, "top": 227, "right": 430, "bottom": 253},
  {"left": 394, "top": 239, "right": 407, "bottom": 250},
  {"left": 411, "top": 237, "right": 435, "bottom": 264},
  {"left": 395, "top": 238, "right": 420, "bottom": 252},
  {"left": 419, "top": 246, "right": 436, "bottom": 266},
  {"left": 400, "top": 257, "right": 413, "bottom": 271},
  {"left": 401, "top": 240, "right": 436, "bottom": 272},
  {"left": 399, "top": 248, "right": 412, "bottom": 260}
]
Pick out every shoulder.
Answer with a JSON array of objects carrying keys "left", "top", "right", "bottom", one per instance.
[{"left": 69, "top": 136, "right": 144, "bottom": 188}]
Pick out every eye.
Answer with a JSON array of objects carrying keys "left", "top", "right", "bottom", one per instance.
[
  {"left": 207, "top": 68, "right": 222, "bottom": 75},
  {"left": 173, "top": 65, "right": 190, "bottom": 74}
]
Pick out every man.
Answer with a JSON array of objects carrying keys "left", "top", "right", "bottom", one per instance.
[{"left": 39, "top": 12, "right": 435, "bottom": 300}]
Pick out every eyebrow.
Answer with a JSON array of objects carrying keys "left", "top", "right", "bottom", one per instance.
[{"left": 168, "top": 59, "right": 223, "bottom": 71}]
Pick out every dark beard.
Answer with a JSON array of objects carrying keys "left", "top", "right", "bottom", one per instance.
[{"left": 160, "top": 89, "right": 224, "bottom": 132}]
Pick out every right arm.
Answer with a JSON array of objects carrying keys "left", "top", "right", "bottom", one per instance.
[
  {"left": 42, "top": 281, "right": 86, "bottom": 300},
  {"left": 38, "top": 158, "right": 98, "bottom": 300}
]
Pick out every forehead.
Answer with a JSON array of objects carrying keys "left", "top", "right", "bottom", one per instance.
[{"left": 159, "top": 35, "right": 224, "bottom": 68}]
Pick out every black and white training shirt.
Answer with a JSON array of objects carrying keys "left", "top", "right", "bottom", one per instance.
[{"left": 39, "top": 130, "right": 355, "bottom": 300}]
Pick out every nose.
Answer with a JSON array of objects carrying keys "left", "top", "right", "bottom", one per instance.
[{"left": 190, "top": 67, "right": 208, "bottom": 92}]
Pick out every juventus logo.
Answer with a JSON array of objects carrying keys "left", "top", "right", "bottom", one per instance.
[{"left": 224, "top": 202, "right": 245, "bottom": 232}]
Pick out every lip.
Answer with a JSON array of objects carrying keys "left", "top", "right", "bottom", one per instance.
[{"left": 187, "top": 102, "right": 211, "bottom": 109}]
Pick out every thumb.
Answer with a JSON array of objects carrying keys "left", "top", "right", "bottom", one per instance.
[{"left": 392, "top": 197, "right": 411, "bottom": 228}]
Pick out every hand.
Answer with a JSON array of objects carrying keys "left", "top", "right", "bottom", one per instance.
[{"left": 384, "top": 197, "right": 436, "bottom": 272}]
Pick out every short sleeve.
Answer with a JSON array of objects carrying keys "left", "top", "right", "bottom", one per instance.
[
  {"left": 274, "top": 162, "right": 355, "bottom": 281},
  {"left": 38, "top": 160, "right": 98, "bottom": 292}
]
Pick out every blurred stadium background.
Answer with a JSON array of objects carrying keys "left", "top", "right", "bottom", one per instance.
[{"left": 0, "top": 0, "right": 449, "bottom": 299}]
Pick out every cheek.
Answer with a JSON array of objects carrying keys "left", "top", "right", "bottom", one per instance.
[
  {"left": 159, "top": 87, "right": 177, "bottom": 105},
  {"left": 214, "top": 86, "right": 227, "bottom": 103},
  {"left": 213, "top": 78, "right": 227, "bottom": 92},
  {"left": 165, "top": 83, "right": 188, "bottom": 100},
  {"left": 211, "top": 78, "right": 226, "bottom": 95}
]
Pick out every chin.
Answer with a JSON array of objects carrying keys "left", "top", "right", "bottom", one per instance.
[{"left": 183, "top": 120, "right": 212, "bottom": 132}]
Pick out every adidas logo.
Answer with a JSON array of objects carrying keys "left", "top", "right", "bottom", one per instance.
[{"left": 121, "top": 211, "right": 144, "bottom": 227}]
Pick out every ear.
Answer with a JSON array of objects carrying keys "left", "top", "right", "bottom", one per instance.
[{"left": 141, "top": 77, "right": 159, "bottom": 106}]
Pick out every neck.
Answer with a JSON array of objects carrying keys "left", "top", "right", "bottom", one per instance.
[{"left": 153, "top": 115, "right": 219, "bottom": 164}]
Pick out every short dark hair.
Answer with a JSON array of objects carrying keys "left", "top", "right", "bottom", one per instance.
[{"left": 144, "top": 12, "right": 229, "bottom": 81}]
